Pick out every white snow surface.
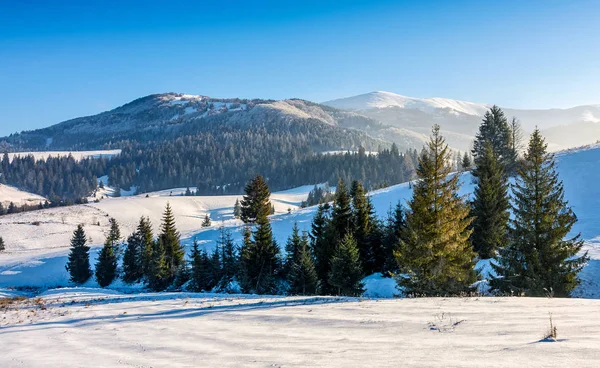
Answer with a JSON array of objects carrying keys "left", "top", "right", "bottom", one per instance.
[
  {"left": 1, "top": 290, "right": 600, "bottom": 367},
  {"left": 0, "top": 184, "right": 46, "bottom": 207}
]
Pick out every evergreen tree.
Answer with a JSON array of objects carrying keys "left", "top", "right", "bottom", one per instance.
[
  {"left": 472, "top": 105, "right": 516, "bottom": 174},
  {"left": 233, "top": 199, "right": 242, "bottom": 219},
  {"left": 328, "top": 233, "right": 364, "bottom": 296},
  {"left": 137, "top": 216, "right": 155, "bottom": 279},
  {"left": 288, "top": 232, "right": 319, "bottom": 295},
  {"left": 470, "top": 141, "right": 510, "bottom": 259},
  {"left": 65, "top": 224, "right": 92, "bottom": 284},
  {"left": 146, "top": 238, "right": 167, "bottom": 291},
  {"left": 189, "top": 239, "right": 211, "bottom": 291},
  {"left": 239, "top": 210, "right": 280, "bottom": 294},
  {"left": 310, "top": 203, "right": 334, "bottom": 293},
  {"left": 218, "top": 228, "right": 238, "bottom": 287},
  {"left": 0, "top": 236, "right": 5, "bottom": 251},
  {"left": 284, "top": 223, "right": 302, "bottom": 275},
  {"left": 382, "top": 202, "right": 406, "bottom": 273},
  {"left": 351, "top": 181, "right": 376, "bottom": 273},
  {"left": 461, "top": 152, "right": 472, "bottom": 171},
  {"left": 122, "top": 231, "right": 143, "bottom": 283},
  {"left": 159, "top": 202, "right": 184, "bottom": 284},
  {"left": 202, "top": 214, "right": 212, "bottom": 227},
  {"left": 95, "top": 237, "right": 118, "bottom": 288},
  {"left": 396, "top": 125, "right": 477, "bottom": 296},
  {"left": 331, "top": 179, "right": 353, "bottom": 240},
  {"left": 240, "top": 175, "right": 271, "bottom": 223},
  {"left": 492, "top": 129, "right": 588, "bottom": 297},
  {"left": 106, "top": 218, "right": 121, "bottom": 247}
]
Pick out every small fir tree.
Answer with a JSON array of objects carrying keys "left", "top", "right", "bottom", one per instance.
[
  {"left": 233, "top": 199, "right": 242, "bottom": 219},
  {"left": 288, "top": 232, "right": 319, "bottom": 295},
  {"left": 491, "top": 129, "right": 588, "bottom": 297},
  {"left": 328, "top": 233, "right": 364, "bottom": 297},
  {"left": 159, "top": 203, "right": 184, "bottom": 284},
  {"left": 66, "top": 224, "right": 92, "bottom": 284},
  {"left": 461, "top": 152, "right": 472, "bottom": 171},
  {"left": 0, "top": 236, "right": 5, "bottom": 252},
  {"left": 95, "top": 237, "right": 118, "bottom": 288},
  {"left": 146, "top": 238, "right": 168, "bottom": 291},
  {"left": 202, "top": 214, "right": 212, "bottom": 228},
  {"left": 122, "top": 231, "right": 143, "bottom": 283},
  {"left": 240, "top": 175, "right": 271, "bottom": 223}
]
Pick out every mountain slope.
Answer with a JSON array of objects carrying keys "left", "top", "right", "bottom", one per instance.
[{"left": 324, "top": 91, "right": 600, "bottom": 151}]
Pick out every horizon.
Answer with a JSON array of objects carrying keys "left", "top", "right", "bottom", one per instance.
[{"left": 2, "top": 0, "right": 600, "bottom": 135}]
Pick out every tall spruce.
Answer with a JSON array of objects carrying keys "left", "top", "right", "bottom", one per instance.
[
  {"left": 122, "top": 231, "right": 143, "bottom": 283},
  {"left": 461, "top": 152, "right": 472, "bottom": 171},
  {"left": 95, "top": 237, "right": 118, "bottom": 287},
  {"left": 159, "top": 203, "right": 184, "bottom": 283},
  {"left": 218, "top": 228, "right": 237, "bottom": 288},
  {"left": 328, "top": 233, "right": 364, "bottom": 296},
  {"left": 396, "top": 125, "right": 477, "bottom": 296},
  {"left": 351, "top": 180, "right": 377, "bottom": 274},
  {"left": 331, "top": 179, "right": 353, "bottom": 240},
  {"left": 233, "top": 199, "right": 242, "bottom": 219},
  {"left": 382, "top": 202, "right": 406, "bottom": 273},
  {"left": 137, "top": 216, "right": 155, "bottom": 278},
  {"left": 65, "top": 224, "right": 92, "bottom": 284},
  {"left": 310, "top": 203, "right": 335, "bottom": 293},
  {"left": 239, "top": 178, "right": 280, "bottom": 294},
  {"left": 491, "top": 129, "right": 588, "bottom": 297},
  {"left": 472, "top": 105, "right": 516, "bottom": 174},
  {"left": 470, "top": 141, "right": 510, "bottom": 259},
  {"left": 288, "top": 232, "right": 319, "bottom": 295},
  {"left": 240, "top": 175, "right": 271, "bottom": 223},
  {"left": 146, "top": 237, "right": 167, "bottom": 291},
  {"left": 284, "top": 223, "right": 303, "bottom": 275}
]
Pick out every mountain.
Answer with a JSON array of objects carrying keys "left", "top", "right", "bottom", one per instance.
[
  {"left": 1, "top": 93, "right": 387, "bottom": 151},
  {"left": 324, "top": 91, "right": 600, "bottom": 151}
]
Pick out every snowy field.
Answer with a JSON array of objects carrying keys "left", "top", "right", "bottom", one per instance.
[
  {"left": 1, "top": 290, "right": 600, "bottom": 367},
  {"left": 0, "top": 184, "right": 46, "bottom": 207}
]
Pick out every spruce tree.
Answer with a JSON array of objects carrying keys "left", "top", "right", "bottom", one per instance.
[
  {"left": 239, "top": 210, "right": 280, "bottom": 294},
  {"left": 202, "top": 214, "right": 212, "bottom": 227},
  {"left": 95, "top": 237, "right": 118, "bottom": 287},
  {"left": 396, "top": 125, "right": 477, "bottom": 296},
  {"left": 284, "top": 223, "right": 302, "bottom": 275},
  {"left": 351, "top": 181, "right": 376, "bottom": 274},
  {"left": 288, "top": 232, "right": 319, "bottom": 295},
  {"left": 0, "top": 236, "right": 5, "bottom": 252},
  {"left": 472, "top": 105, "right": 516, "bottom": 174},
  {"left": 106, "top": 218, "right": 121, "bottom": 247},
  {"left": 240, "top": 175, "right": 271, "bottom": 223},
  {"left": 233, "top": 199, "right": 242, "bottom": 219},
  {"left": 189, "top": 239, "right": 209, "bottom": 291},
  {"left": 470, "top": 141, "right": 510, "bottom": 259},
  {"left": 65, "top": 224, "right": 92, "bottom": 284},
  {"left": 159, "top": 202, "right": 184, "bottom": 284},
  {"left": 310, "top": 203, "right": 335, "bottom": 293},
  {"left": 461, "top": 152, "right": 472, "bottom": 171},
  {"left": 331, "top": 179, "right": 353, "bottom": 240},
  {"left": 146, "top": 238, "right": 167, "bottom": 291},
  {"left": 382, "top": 202, "right": 406, "bottom": 273},
  {"left": 218, "top": 228, "right": 237, "bottom": 286},
  {"left": 137, "top": 216, "right": 155, "bottom": 279},
  {"left": 328, "top": 233, "right": 364, "bottom": 297},
  {"left": 492, "top": 129, "right": 588, "bottom": 297},
  {"left": 122, "top": 231, "right": 143, "bottom": 283}
]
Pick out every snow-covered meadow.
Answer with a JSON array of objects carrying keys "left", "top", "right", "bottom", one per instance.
[{"left": 2, "top": 290, "right": 600, "bottom": 367}]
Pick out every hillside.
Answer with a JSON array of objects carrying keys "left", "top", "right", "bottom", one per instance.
[
  {"left": 1, "top": 94, "right": 387, "bottom": 152},
  {"left": 1, "top": 144, "right": 599, "bottom": 297},
  {"left": 324, "top": 91, "right": 600, "bottom": 151}
]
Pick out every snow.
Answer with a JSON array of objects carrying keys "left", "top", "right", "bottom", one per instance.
[
  {"left": 7, "top": 150, "right": 121, "bottom": 163},
  {"left": 324, "top": 91, "right": 490, "bottom": 116},
  {"left": 1, "top": 290, "right": 600, "bottom": 366},
  {"left": 0, "top": 184, "right": 46, "bottom": 206}
]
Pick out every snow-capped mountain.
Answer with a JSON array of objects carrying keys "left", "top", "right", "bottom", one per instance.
[
  {"left": 324, "top": 91, "right": 600, "bottom": 151},
  {"left": 324, "top": 91, "right": 490, "bottom": 116}
]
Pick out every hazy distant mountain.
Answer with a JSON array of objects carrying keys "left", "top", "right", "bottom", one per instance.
[{"left": 324, "top": 91, "right": 600, "bottom": 151}]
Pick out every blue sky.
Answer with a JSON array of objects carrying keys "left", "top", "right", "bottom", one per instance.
[{"left": 1, "top": 0, "right": 599, "bottom": 135}]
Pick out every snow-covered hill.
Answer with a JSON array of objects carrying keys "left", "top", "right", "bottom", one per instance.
[
  {"left": 0, "top": 184, "right": 46, "bottom": 207},
  {"left": 324, "top": 91, "right": 600, "bottom": 151},
  {"left": 1, "top": 145, "right": 600, "bottom": 296}
]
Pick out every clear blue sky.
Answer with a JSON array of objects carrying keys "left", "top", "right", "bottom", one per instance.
[{"left": 1, "top": 0, "right": 599, "bottom": 135}]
